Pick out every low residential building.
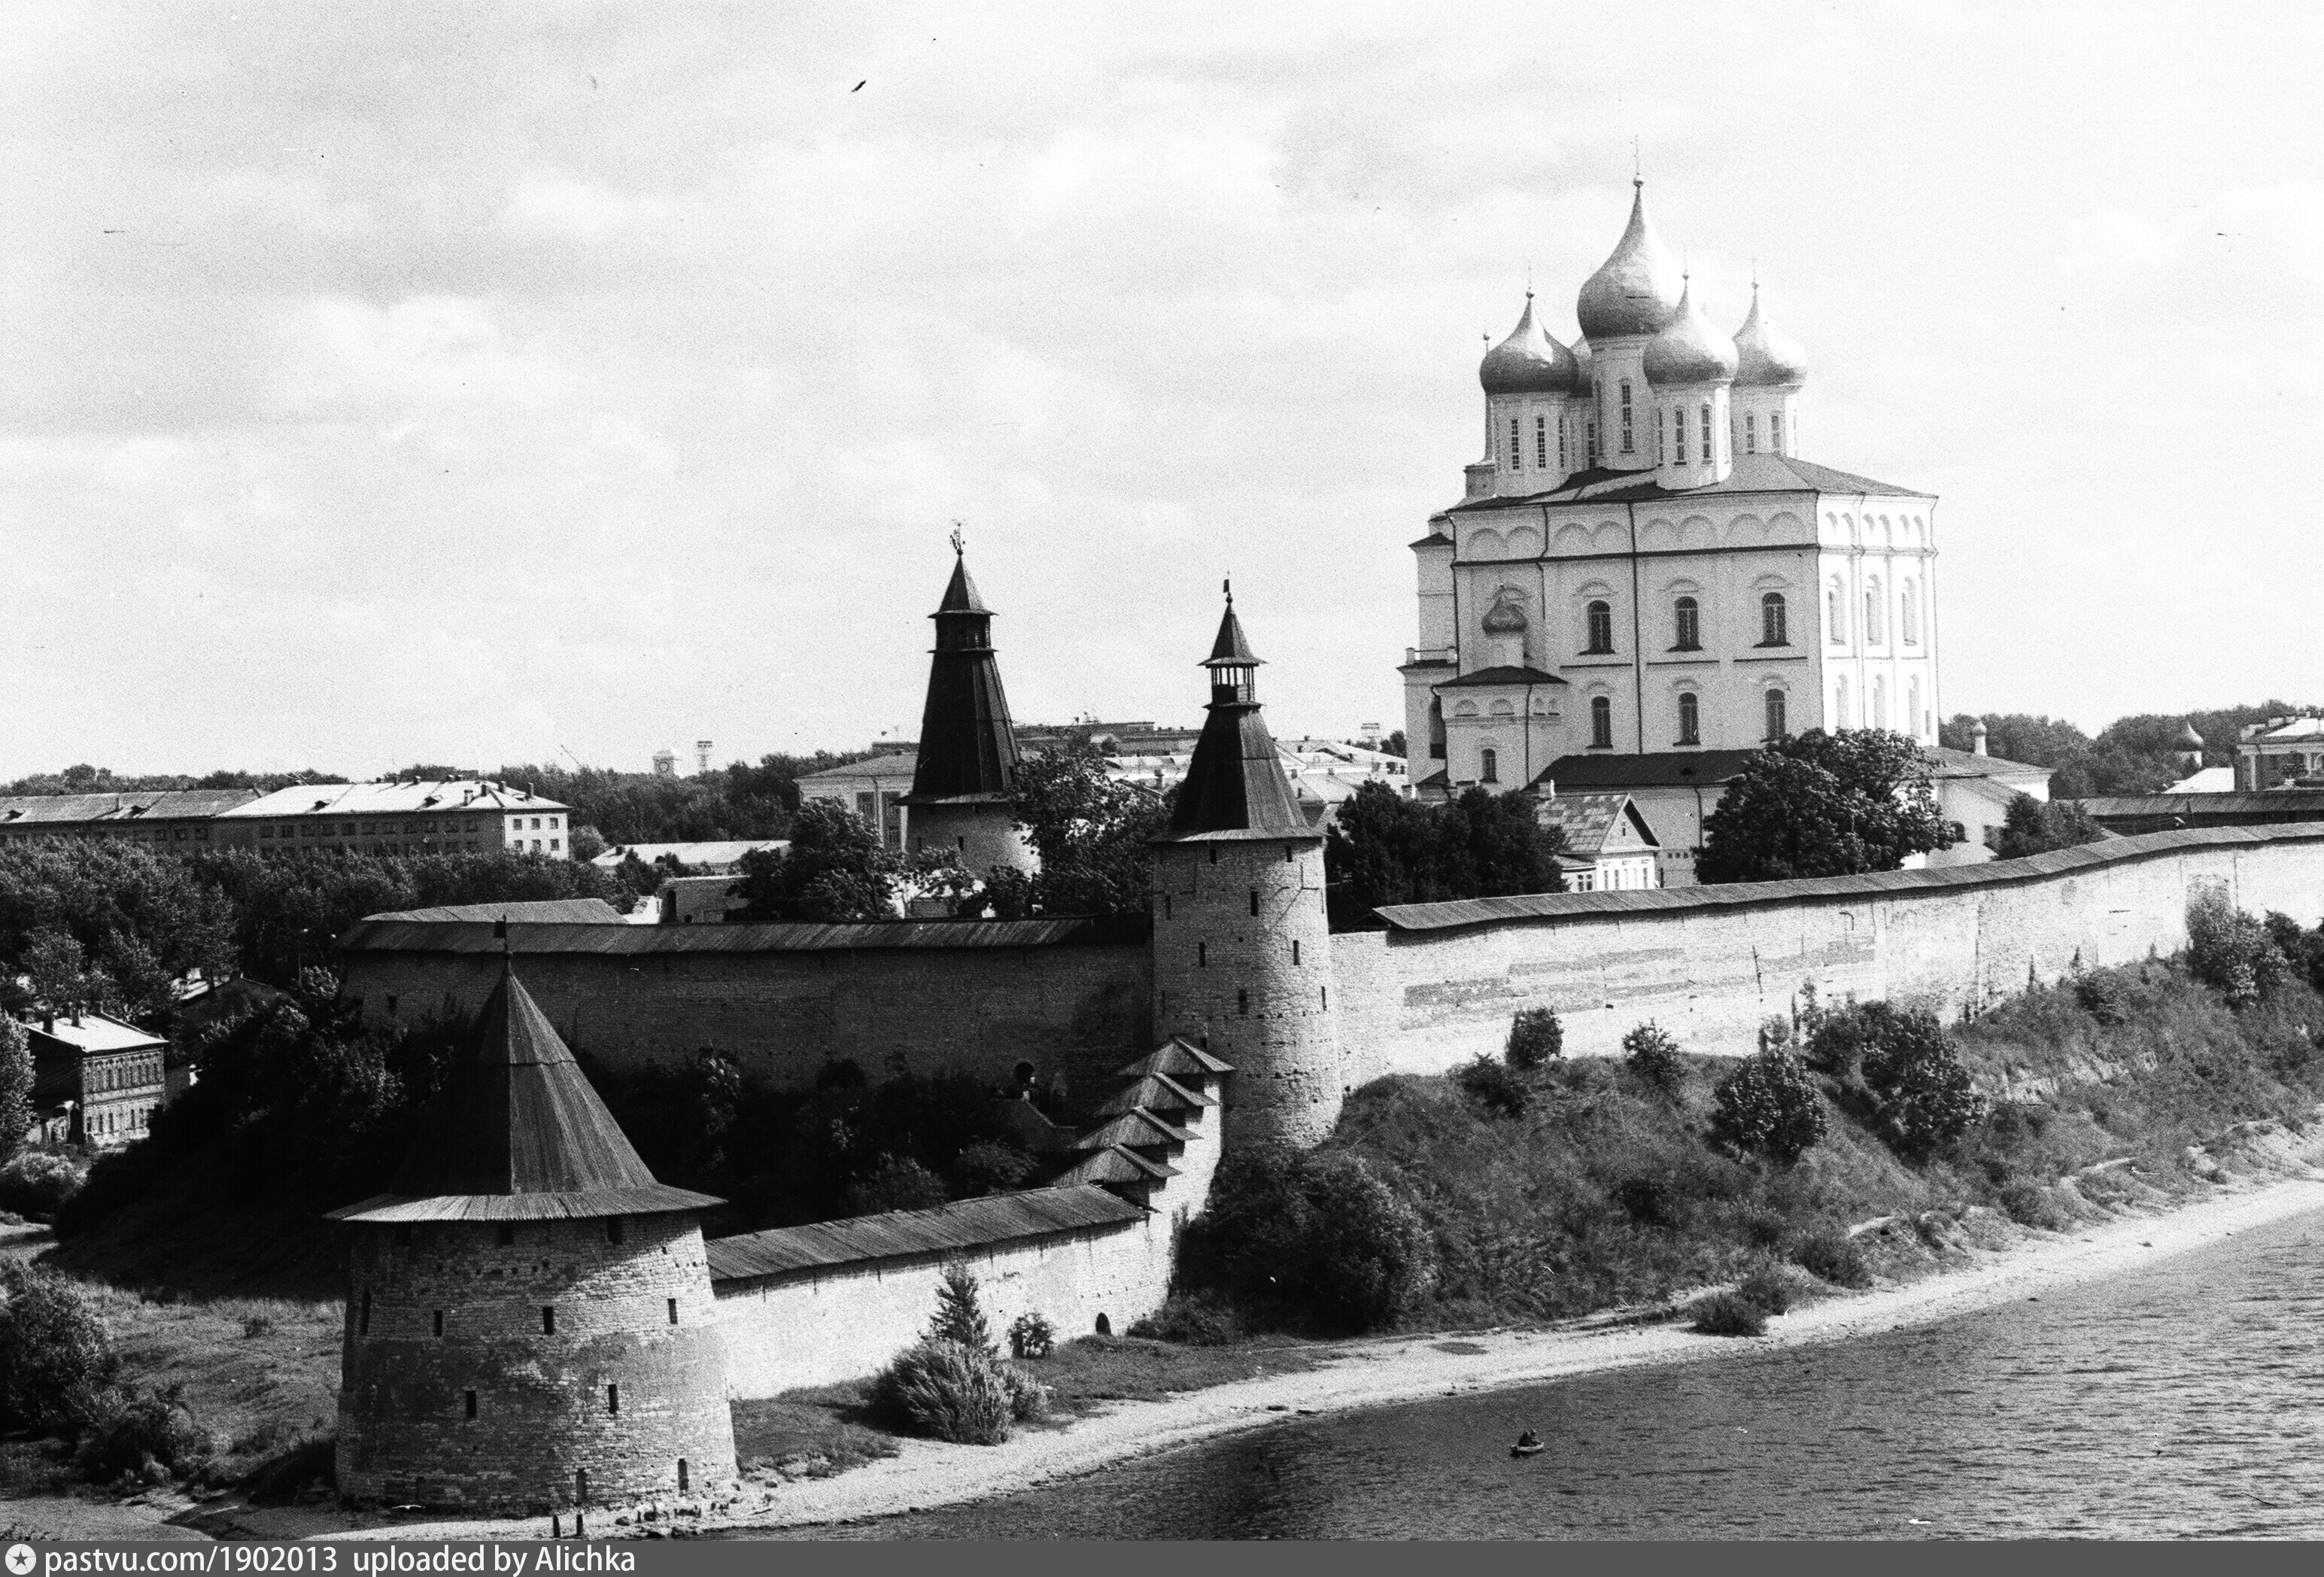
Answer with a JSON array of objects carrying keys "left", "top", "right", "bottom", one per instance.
[
  {"left": 0, "top": 788, "right": 259, "bottom": 849},
  {"left": 1536, "top": 792, "right": 1661, "bottom": 891},
  {"left": 28, "top": 1011, "right": 168, "bottom": 1149},
  {"left": 660, "top": 874, "right": 746, "bottom": 925},
  {"left": 1928, "top": 745, "right": 2054, "bottom": 866},
  {"left": 2237, "top": 716, "right": 2324, "bottom": 790},
  {"left": 795, "top": 755, "right": 916, "bottom": 849},
  {"left": 212, "top": 780, "right": 573, "bottom": 857}
]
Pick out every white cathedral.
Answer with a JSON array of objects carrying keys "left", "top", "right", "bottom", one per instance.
[{"left": 1398, "top": 181, "right": 2026, "bottom": 882}]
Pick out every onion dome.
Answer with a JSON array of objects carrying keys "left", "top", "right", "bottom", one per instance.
[
  {"left": 2177, "top": 721, "right": 2205, "bottom": 749},
  {"left": 1479, "top": 293, "right": 1582, "bottom": 396},
  {"left": 1576, "top": 181, "right": 1683, "bottom": 340},
  {"left": 1732, "top": 284, "right": 1809, "bottom": 387},
  {"left": 1642, "top": 277, "right": 1738, "bottom": 387},
  {"left": 1481, "top": 596, "right": 1529, "bottom": 634}
]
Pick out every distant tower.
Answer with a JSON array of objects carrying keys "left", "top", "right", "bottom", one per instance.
[
  {"left": 2177, "top": 720, "right": 2205, "bottom": 773},
  {"left": 898, "top": 536, "right": 1036, "bottom": 874},
  {"left": 1148, "top": 585, "right": 1340, "bottom": 1147},
  {"left": 330, "top": 962, "right": 736, "bottom": 1514},
  {"left": 694, "top": 741, "right": 714, "bottom": 776},
  {"left": 651, "top": 750, "right": 676, "bottom": 779},
  {"left": 1972, "top": 719, "right": 1990, "bottom": 756}
]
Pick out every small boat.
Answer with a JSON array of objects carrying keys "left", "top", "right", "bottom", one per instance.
[{"left": 1510, "top": 1430, "right": 1545, "bottom": 1459}]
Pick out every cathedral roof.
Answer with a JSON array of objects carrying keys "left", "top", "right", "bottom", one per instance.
[
  {"left": 906, "top": 548, "right": 1024, "bottom": 804},
  {"left": 1480, "top": 295, "right": 1584, "bottom": 396},
  {"left": 1445, "top": 452, "right": 1928, "bottom": 512},
  {"left": 1732, "top": 285, "right": 1809, "bottom": 387},
  {"left": 1642, "top": 278, "right": 1738, "bottom": 387},
  {"left": 1576, "top": 182, "right": 1683, "bottom": 340},
  {"left": 328, "top": 964, "right": 722, "bottom": 1223}
]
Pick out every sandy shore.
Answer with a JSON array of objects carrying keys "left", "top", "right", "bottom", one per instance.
[{"left": 205, "top": 1162, "right": 2319, "bottom": 1541}]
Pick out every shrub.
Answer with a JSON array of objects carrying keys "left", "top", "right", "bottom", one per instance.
[
  {"left": 866, "top": 1340, "right": 1013, "bottom": 1445},
  {"left": 998, "top": 1363, "right": 1050, "bottom": 1423},
  {"left": 1856, "top": 1007, "right": 1985, "bottom": 1161},
  {"left": 1998, "top": 1179, "right": 2064, "bottom": 1230},
  {"left": 1984, "top": 1100, "right": 2049, "bottom": 1147},
  {"left": 1007, "top": 1311, "right": 1055, "bottom": 1360},
  {"left": 1126, "top": 1293, "right": 1239, "bottom": 1346},
  {"left": 1175, "top": 1145, "right": 1437, "bottom": 1334},
  {"left": 841, "top": 1155, "right": 948, "bottom": 1216},
  {"left": 1690, "top": 1290, "right": 1767, "bottom": 1336},
  {"left": 949, "top": 1141, "right": 1034, "bottom": 1198},
  {"left": 74, "top": 1384, "right": 211, "bottom": 1484},
  {"left": 0, "top": 1263, "right": 117, "bottom": 1433},
  {"left": 2186, "top": 889, "right": 2289, "bottom": 1007},
  {"left": 240, "top": 1314, "right": 276, "bottom": 1340},
  {"left": 1709, "top": 1051, "right": 1827, "bottom": 1166},
  {"left": 1454, "top": 1056, "right": 1530, "bottom": 1117},
  {"left": 1791, "top": 1226, "right": 1871, "bottom": 1290},
  {"left": 926, "top": 1263, "right": 995, "bottom": 1354},
  {"left": 1613, "top": 1175, "right": 1677, "bottom": 1229},
  {"left": 2073, "top": 973, "right": 2131, "bottom": 1026},
  {"left": 0, "top": 1152, "right": 86, "bottom": 1219},
  {"left": 1505, "top": 1007, "right": 1564, "bottom": 1070},
  {"left": 0, "top": 1019, "right": 31, "bottom": 1162},
  {"left": 1736, "top": 1263, "right": 1795, "bottom": 1315},
  {"left": 1622, "top": 1022, "right": 1684, "bottom": 1094}
]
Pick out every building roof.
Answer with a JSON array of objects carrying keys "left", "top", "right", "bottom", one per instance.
[
  {"left": 1073, "top": 1108, "right": 1195, "bottom": 1151},
  {"left": 703, "top": 1184, "right": 1147, "bottom": 1283},
  {"left": 589, "top": 840, "right": 787, "bottom": 871},
  {"left": 2165, "top": 767, "right": 2237, "bottom": 795},
  {"left": 1370, "top": 823, "right": 2324, "bottom": 932},
  {"left": 28, "top": 1012, "right": 166, "bottom": 1056},
  {"left": 220, "top": 779, "right": 565, "bottom": 819},
  {"left": 2071, "top": 792, "right": 2324, "bottom": 825},
  {"left": 0, "top": 789, "right": 260, "bottom": 827},
  {"left": 1533, "top": 750, "right": 1757, "bottom": 791},
  {"left": 337, "top": 913, "right": 1149, "bottom": 956},
  {"left": 1116, "top": 1037, "right": 1234, "bottom": 1080},
  {"left": 795, "top": 755, "right": 920, "bottom": 785},
  {"left": 328, "top": 965, "right": 720, "bottom": 1223},
  {"left": 1436, "top": 664, "right": 1570, "bottom": 690},
  {"left": 1093, "top": 1071, "right": 1215, "bottom": 1117},
  {"left": 1449, "top": 452, "right": 1927, "bottom": 514},
  {"left": 907, "top": 548, "right": 1025, "bottom": 805},
  {"left": 1926, "top": 746, "right": 2051, "bottom": 782},
  {"left": 363, "top": 898, "right": 626, "bottom": 925},
  {"left": 1162, "top": 594, "right": 1313, "bottom": 842},
  {"left": 1537, "top": 793, "right": 1661, "bottom": 859}
]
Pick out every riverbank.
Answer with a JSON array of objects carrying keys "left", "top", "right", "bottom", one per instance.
[{"left": 159, "top": 1151, "right": 2322, "bottom": 1540}]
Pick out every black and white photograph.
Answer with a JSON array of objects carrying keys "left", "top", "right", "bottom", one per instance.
[{"left": 0, "top": 0, "right": 2319, "bottom": 1546}]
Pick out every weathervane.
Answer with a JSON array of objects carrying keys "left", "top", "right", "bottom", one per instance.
[{"left": 949, "top": 521, "right": 965, "bottom": 556}]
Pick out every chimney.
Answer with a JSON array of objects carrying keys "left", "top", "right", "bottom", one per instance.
[{"left": 42, "top": 1013, "right": 53, "bottom": 1034}]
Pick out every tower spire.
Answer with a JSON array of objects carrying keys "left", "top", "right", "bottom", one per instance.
[{"left": 1165, "top": 583, "right": 1305, "bottom": 837}]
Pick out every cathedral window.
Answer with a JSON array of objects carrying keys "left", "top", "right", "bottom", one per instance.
[
  {"left": 1429, "top": 698, "right": 1446, "bottom": 760},
  {"left": 1673, "top": 597, "right": 1700, "bottom": 651},
  {"left": 1655, "top": 406, "right": 1665, "bottom": 463},
  {"left": 1673, "top": 406, "right": 1688, "bottom": 463},
  {"left": 1835, "top": 676, "right": 1852, "bottom": 728},
  {"left": 1745, "top": 412, "right": 1757, "bottom": 454},
  {"left": 1765, "top": 688, "right": 1788, "bottom": 742},
  {"left": 1481, "top": 748, "right": 1499, "bottom": 783},
  {"left": 1873, "top": 676, "right": 1889, "bottom": 730},
  {"left": 1827, "top": 581, "right": 1847, "bottom": 643},
  {"left": 1908, "top": 677, "right": 1924, "bottom": 739},
  {"left": 1536, "top": 416, "right": 1548, "bottom": 469},
  {"left": 1619, "top": 382, "right": 1635, "bottom": 452},
  {"left": 1590, "top": 696, "right": 1614, "bottom": 749},
  {"left": 1509, "top": 418, "right": 1521, "bottom": 470},
  {"left": 1760, "top": 592, "right": 1788, "bottom": 646},
  {"left": 1557, "top": 420, "right": 1568, "bottom": 469},
  {"left": 1772, "top": 412, "right": 1785, "bottom": 453},
  {"left": 1587, "top": 421, "right": 1599, "bottom": 466},
  {"left": 1678, "top": 691, "right": 1700, "bottom": 745},
  {"left": 1864, "top": 579, "right": 1884, "bottom": 644},
  {"left": 1584, "top": 600, "right": 1615, "bottom": 654},
  {"left": 1901, "top": 582, "right": 1919, "bottom": 644},
  {"left": 1701, "top": 404, "right": 1714, "bottom": 463}
]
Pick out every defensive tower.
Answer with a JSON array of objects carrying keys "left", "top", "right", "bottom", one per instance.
[
  {"left": 329, "top": 956, "right": 737, "bottom": 1513},
  {"left": 900, "top": 533, "right": 1034, "bottom": 874},
  {"left": 1148, "top": 585, "right": 1340, "bottom": 1147}
]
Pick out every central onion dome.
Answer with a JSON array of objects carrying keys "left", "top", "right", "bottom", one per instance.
[
  {"left": 1481, "top": 594, "right": 1529, "bottom": 634},
  {"left": 1732, "top": 285, "right": 1809, "bottom": 387},
  {"left": 1576, "top": 181, "right": 1683, "bottom": 340},
  {"left": 1479, "top": 293, "right": 1582, "bottom": 395},
  {"left": 1642, "top": 278, "right": 1738, "bottom": 386}
]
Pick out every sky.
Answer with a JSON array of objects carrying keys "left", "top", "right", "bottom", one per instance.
[{"left": 4, "top": 0, "right": 2321, "bottom": 779}]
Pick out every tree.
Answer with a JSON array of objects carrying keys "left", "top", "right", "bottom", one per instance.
[
  {"left": 1709, "top": 1050, "right": 1827, "bottom": 1166},
  {"left": 1505, "top": 1007, "right": 1563, "bottom": 1070},
  {"left": 926, "top": 1263, "right": 996, "bottom": 1354},
  {"left": 1697, "top": 730, "right": 1954, "bottom": 884},
  {"left": 1323, "top": 781, "right": 1566, "bottom": 929},
  {"left": 727, "top": 801, "right": 897, "bottom": 922},
  {"left": 1990, "top": 794, "right": 2108, "bottom": 861},
  {"left": 998, "top": 741, "right": 1171, "bottom": 917},
  {"left": 20, "top": 929, "right": 97, "bottom": 1019},
  {"left": 1856, "top": 1008, "right": 1985, "bottom": 1160},
  {"left": 0, "top": 1019, "right": 32, "bottom": 1160}
]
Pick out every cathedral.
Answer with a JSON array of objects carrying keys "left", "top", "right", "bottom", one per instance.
[{"left": 1401, "top": 181, "right": 1949, "bottom": 877}]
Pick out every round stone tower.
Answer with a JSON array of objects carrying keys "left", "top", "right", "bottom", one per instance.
[
  {"left": 1150, "top": 585, "right": 1340, "bottom": 1147},
  {"left": 329, "top": 959, "right": 737, "bottom": 1514}
]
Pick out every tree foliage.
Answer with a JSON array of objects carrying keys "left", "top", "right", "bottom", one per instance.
[
  {"left": 1175, "top": 1144, "right": 1437, "bottom": 1333},
  {"left": 0, "top": 1019, "right": 32, "bottom": 1162},
  {"left": 1990, "top": 793, "right": 2109, "bottom": 861},
  {"left": 727, "top": 801, "right": 897, "bottom": 922},
  {"left": 1323, "top": 781, "right": 1566, "bottom": 929},
  {"left": 987, "top": 741, "right": 1170, "bottom": 917},
  {"left": 1937, "top": 702, "right": 2321, "bottom": 798},
  {"left": 1505, "top": 1007, "right": 1563, "bottom": 1070},
  {"left": 1697, "top": 729, "right": 1954, "bottom": 884},
  {"left": 1708, "top": 1050, "right": 1828, "bottom": 1166}
]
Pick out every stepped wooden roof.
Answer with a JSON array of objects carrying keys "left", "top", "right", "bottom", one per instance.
[
  {"left": 1093, "top": 1071, "right": 1214, "bottom": 1117},
  {"left": 1050, "top": 1145, "right": 1178, "bottom": 1188},
  {"left": 327, "top": 965, "right": 721, "bottom": 1223},
  {"left": 1116, "top": 1037, "right": 1234, "bottom": 1080},
  {"left": 1073, "top": 1108, "right": 1195, "bottom": 1152}
]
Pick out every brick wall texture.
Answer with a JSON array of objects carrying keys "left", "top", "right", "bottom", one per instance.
[{"left": 336, "top": 1213, "right": 737, "bottom": 1512}]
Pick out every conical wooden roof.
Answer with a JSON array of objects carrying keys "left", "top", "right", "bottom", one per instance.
[
  {"left": 906, "top": 548, "right": 1023, "bottom": 804},
  {"left": 327, "top": 966, "right": 722, "bottom": 1223}
]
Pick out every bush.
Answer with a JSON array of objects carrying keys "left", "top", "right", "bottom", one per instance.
[
  {"left": 841, "top": 1155, "right": 949, "bottom": 1216},
  {"left": 1709, "top": 1050, "right": 1828, "bottom": 1166},
  {"left": 998, "top": 1363, "right": 1049, "bottom": 1423},
  {"left": 1175, "top": 1145, "right": 1437, "bottom": 1334},
  {"left": 866, "top": 1339, "right": 1013, "bottom": 1445},
  {"left": 1007, "top": 1311, "right": 1055, "bottom": 1360},
  {"left": 1689, "top": 1290, "right": 1767, "bottom": 1336},
  {"left": 2186, "top": 889, "right": 2289, "bottom": 1007},
  {"left": 1736, "top": 1263, "right": 1795, "bottom": 1315},
  {"left": 0, "top": 1152, "right": 86, "bottom": 1219},
  {"left": 1791, "top": 1226, "right": 1871, "bottom": 1290},
  {"left": 949, "top": 1141, "right": 1034, "bottom": 1198},
  {"left": 74, "top": 1384, "right": 211, "bottom": 1484},
  {"left": 1126, "top": 1293, "right": 1240, "bottom": 1346},
  {"left": 2073, "top": 973, "right": 2131, "bottom": 1026},
  {"left": 1454, "top": 1056, "right": 1530, "bottom": 1118},
  {"left": 240, "top": 1314, "right": 276, "bottom": 1340},
  {"left": 1855, "top": 1007, "right": 1986, "bottom": 1161},
  {"left": 1622, "top": 1022, "right": 1684, "bottom": 1094},
  {"left": 1505, "top": 1007, "right": 1564, "bottom": 1070},
  {"left": 0, "top": 1263, "right": 117, "bottom": 1433},
  {"left": 1998, "top": 1179, "right": 2064, "bottom": 1230},
  {"left": 1613, "top": 1175, "right": 1677, "bottom": 1229}
]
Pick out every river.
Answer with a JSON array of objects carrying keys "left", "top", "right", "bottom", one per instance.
[{"left": 784, "top": 1203, "right": 2324, "bottom": 1539}]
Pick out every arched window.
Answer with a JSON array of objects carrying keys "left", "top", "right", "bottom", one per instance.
[
  {"left": 1677, "top": 691, "right": 1700, "bottom": 746},
  {"left": 1700, "top": 403, "right": 1713, "bottom": 463},
  {"left": 1536, "top": 415, "right": 1548, "bottom": 469},
  {"left": 1674, "top": 405, "right": 1688, "bottom": 463},
  {"left": 1584, "top": 600, "right": 1615, "bottom": 654},
  {"left": 1900, "top": 582, "right": 1919, "bottom": 644},
  {"left": 1827, "top": 579, "right": 1847, "bottom": 643},
  {"left": 1673, "top": 596, "right": 1700, "bottom": 650},
  {"left": 1834, "top": 674, "right": 1852, "bottom": 728},
  {"left": 1508, "top": 417, "right": 1521, "bottom": 471},
  {"left": 1619, "top": 381, "right": 1635, "bottom": 453},
  {"left": 1771, "top": 411, "right": 1785, "bottom": 453},
  {"left": 1764, "top": 688, "right": 1788, "bottom": 742},
  {"left": 1481, "top": 747, "right": 1499, "bottom": 783},
  {"left": 1864, "top": 579, "right": 1884, "bottom": 644},
  {"left": 1745, "top": 411, "right": 1757, "bottom": 454},
  {"left": 1760, "top": 591, "right": 1788, "bottom": 646},
  {"left": 1590, "top": 695, "right": 1614, "bottom": 749},
  {"left": 1557, "top": 418, "right": 1568, "bottom": 470},
  {"left": 1656, "top": 406, "right": 1666, "bottom": 463},
  {"left": 1873, "top": 675, "right": 1889, "bottom": 730},
  {"left": 1587, "top": 420, "right": 1599, "bottom": 466}
]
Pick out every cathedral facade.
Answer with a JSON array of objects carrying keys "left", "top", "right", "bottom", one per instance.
[{"left": 1401, "top": 182, "right": 1942, "bottom": 804}]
